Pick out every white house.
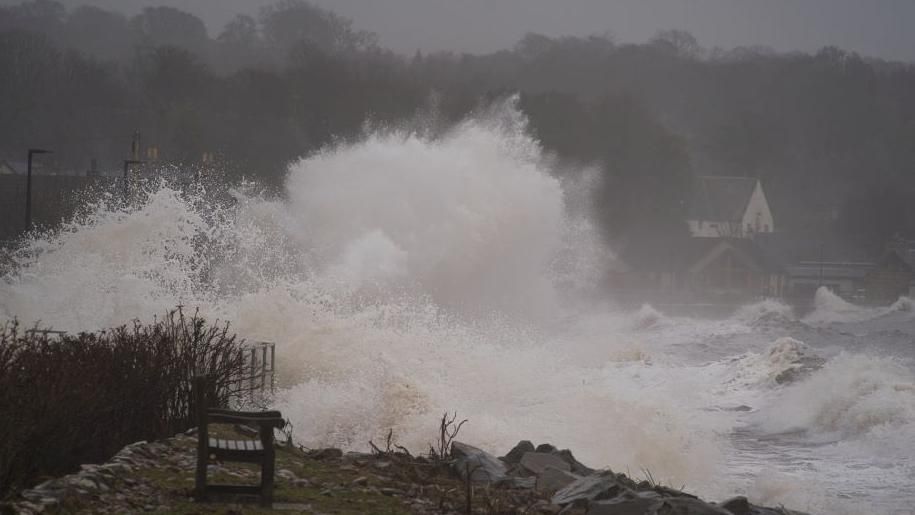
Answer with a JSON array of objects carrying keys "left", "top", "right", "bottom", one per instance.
[{"left": 687, "top": 176, "right": 774, "bottom": 238}]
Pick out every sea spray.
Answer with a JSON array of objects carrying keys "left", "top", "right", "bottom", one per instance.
[{"left": 3, "top": 101, "right": 914, "bottom": 512}]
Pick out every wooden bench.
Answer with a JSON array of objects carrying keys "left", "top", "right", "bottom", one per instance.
[{"left": 193, "top": 376, "right": 285, "bottom": 506}]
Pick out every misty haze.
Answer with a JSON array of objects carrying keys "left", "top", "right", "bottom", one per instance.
[{"left": 1, "top": 1, "right": 914, "bottom": 514}]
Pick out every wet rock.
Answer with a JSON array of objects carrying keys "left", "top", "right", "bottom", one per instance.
[
  {"left": 502, "top": 440, "right": 535, "bottom": 465},
  {"left": 586, "top": 492, "right": 661, "bottom": 515},
  {"left": 521, "top": 452, "right": 572, "bottom": 475},
  {"left": 451, "top": 441, "right": 508, "bottom": 483},
  {"left": 553, "top": 449, "right": 595, "bottom": 476},
  {"left": 552, "top": 472, "right": 622, "bottom": 506},
  {"left": 494, "top": 476, "right": 537, "bottom": 490},
  {"left": 536, "top": 443, "right": 558, "bottom": 453},
  {"left": 719, "top": 497, "right": 802, "bottom": 515},
  {"left": 310, "top": 448, "right": 343, "bottom": 460},
  {"left": 352, "top": 476, "right": 368, "bottom": 486},
  {"left": 535, "top": 467, "right": 579, "bottom": 494},
  {"left": 654, "top": 497, "right": 733, "bottom": 514},
  {"left": 720, "top": 496, "right": 751, "bottom": 515}
]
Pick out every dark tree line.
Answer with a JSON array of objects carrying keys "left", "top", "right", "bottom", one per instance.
[{"left": 2, "top": 0, "right": 915, "bottom": 262}]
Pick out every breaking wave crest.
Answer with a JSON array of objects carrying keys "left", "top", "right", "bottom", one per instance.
[
  {"left": 0, "top": 98, "right": 725, "bottom": 493},
  {"left": 752, "top": 352, "right": 915, "bottom": 440},
  {"left": 803, "top": 287, "right": 913, "bottom": 325},
  {"left": 733, "top": 299, "right": 795, "bottom": 326}
]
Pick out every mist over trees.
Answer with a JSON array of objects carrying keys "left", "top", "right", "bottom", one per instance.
[{"left": 2, "top": 0, "right": 915, "bottom": 261}]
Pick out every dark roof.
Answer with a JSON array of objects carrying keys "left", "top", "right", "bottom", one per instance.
[
  {"left": 0, "top": 160, "right": 26, "bottom": 174},
  {"left": 687, "top": 176, "right": 758, "bottom": 222},
  {"left": 633, "top": 237, "right": 783, "bottom": 274},
  {"left": 881, "top": 248, "right": 915, "bottom": 271}
]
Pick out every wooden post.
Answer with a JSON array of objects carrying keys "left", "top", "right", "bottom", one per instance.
[
  {"left": 270, "top": 344, "right": 276, "bottom": 393},
  {"left": 261, "top": 345, "right": 267, "bottom": 390},
  {"left": 194, "top": 375, "right": 209, "bottom": 500},
  {"left": 259, "top": 422, "right": 275, "bottom": 506},
  {"left": 250, "top": 348, "right": 256, "bottom": 393}
]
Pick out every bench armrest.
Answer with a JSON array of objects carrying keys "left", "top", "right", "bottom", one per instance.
[
  {"left": 206, "top": 410, "right": 285, "bottom": 429},
  {"left": 208, "top": 409, "right": 283, "bottom": 418}
]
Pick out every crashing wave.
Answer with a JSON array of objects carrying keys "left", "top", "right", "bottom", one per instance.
[
  {"left": 631, "top": 304, "right": 668, "bottom": 330},
  {"left": 803, "top": 287, "right": 913, "bottom": 325},
  {"left": 733, "top": 299, "right": 796, "bottom": 327},
  {"left": 752, "top": 352, "right": 915, "bottom": 440},
  {"left": 722, "top": 337, "right": 824, "bottom": 390}
]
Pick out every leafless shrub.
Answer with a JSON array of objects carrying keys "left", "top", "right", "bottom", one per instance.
[
  {"left": 0, "top": 308, "right": 246, "bottom": 496},
  {"left": 429, "top": 411, "right": 467, "bottom": 461}
]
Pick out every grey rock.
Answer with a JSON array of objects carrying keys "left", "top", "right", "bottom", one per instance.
[
  {"left": 501, "top": 440, "right": 535, "bottom": 465},
  {"left": 586, "top": 493, "right": 661, "bottom": 515},
  {"left": 277, "top": 468, "right": 297, "bottom": 480},
  {"left": 720, "top": 496, "right": 751, "bottom": 515},
  {"left": 494, "top": 476, "right": 537, "bottom": 489},
  {"left": 654, "top": 497, "right": 733, "bottom": 514},
  {"left": 451, "top": 441, "right": 508, "bottom": 483},
  {"left": 719, "top": 497, "right": 803, "bottom": 515},
  {"left": 536, "top": 467, "right": 580, "bottom": 494},
  {"left": 553, "top": 449, "right": 595, "bottom": 476},
  {"left": 521, "top": 452, "right": 572, "bottom": 475},
  {"left": 552, "top": 472, "right": 623, "bottom": 506},
  {"left": 311, "top": 448, "right": 343, "bottom": 460},
  {"left": 75, "top": 478, "right": 98, "bottom": 491},
  {"left": 536, "top": 443, "right": 558, "bottom": 453}
]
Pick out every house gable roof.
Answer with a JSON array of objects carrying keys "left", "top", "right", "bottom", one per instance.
[{"left": 687, "top": 176, "right": 759, "bottom": 223}]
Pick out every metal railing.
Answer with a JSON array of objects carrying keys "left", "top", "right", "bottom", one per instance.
[
  {"left": 230, "top": 341, "right": 276, "bottom": 406},
  {"left": 16, "top": 327, "right": 277, "bottom": 404},
  {"left": 24, "top": 329, "right": 68, "bottom": 338}
]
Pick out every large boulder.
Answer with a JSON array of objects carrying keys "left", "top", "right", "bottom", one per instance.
[
  {"left": 450, "top": 441, "right": 508, "bottom": 483},
  {"left": 553, "top": 448, "right": 595, "bottom": 476},
  {"left": 535, "top": 466, "right": 580, "bottom": 494},
  {"left": 520, "top": 452, "right": 572, "bottom": 475},
  {"left": 719, "top": 496, "right": 809, "bottom": 515},
  {"left": 586, "top": 491, "right": 662, "bottom": 515},
  {"left": 551, "top": 472, "right": 623, "bottom": 506},
  {"left": 653, "top": 497, "right": 733, "bottom": 514},
  {"left": 501, "top": 440, "right": 535, "bottom": 465}
]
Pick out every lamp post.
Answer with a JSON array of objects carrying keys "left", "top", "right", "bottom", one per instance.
[
  {"left": 25, "top": 148, "right": 52, "bottom": 231},
  {"left": 123, "top": 159, "right": 143, "bottom": 200}
]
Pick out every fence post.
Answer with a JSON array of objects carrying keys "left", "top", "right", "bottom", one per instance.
[{"left": 270, "top": 344, "right": 276, "bottom": 393}]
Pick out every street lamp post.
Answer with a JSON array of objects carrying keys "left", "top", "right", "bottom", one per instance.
[
  {"left": 123, "top": 159, "right": 143, "bottom": 200},
  {"left": 25, "top": 148, "right": 52, "bottom": 231}
]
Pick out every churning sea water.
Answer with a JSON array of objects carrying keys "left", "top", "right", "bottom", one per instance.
[{"left": 2, "top": 99, "right": 912, "bottom": 514}]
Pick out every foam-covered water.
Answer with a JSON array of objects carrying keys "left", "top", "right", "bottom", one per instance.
[{"left": 2, "top": 101, "right": 914, "bottom": 514}]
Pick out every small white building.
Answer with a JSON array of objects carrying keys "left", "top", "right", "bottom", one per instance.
[{"left": 687, "top": 176, "right": 774, "bottom": 238}]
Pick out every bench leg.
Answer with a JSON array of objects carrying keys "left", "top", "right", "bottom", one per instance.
[
  {"left": 195, "top": 452, "right": 208, "bottom": 501},
  {"left": 260, "top": 440, "right": 275, "bottom": 506}
]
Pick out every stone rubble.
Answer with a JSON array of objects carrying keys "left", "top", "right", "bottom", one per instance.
[{"left": 2, "top": 434, "right": 811, "bottom": 514}]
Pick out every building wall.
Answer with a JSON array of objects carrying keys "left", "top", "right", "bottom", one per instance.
[
  {"left": 687, "top": 181, "right": 775, "bottom": 238},
  {"left": 741, "top": 182, "right": 775, "bottom": 234}
]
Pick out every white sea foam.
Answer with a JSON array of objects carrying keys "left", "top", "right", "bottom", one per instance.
[
  {"left": 0, "top": 98, "right": 726, "bottom": 495},
  {"left": 803, "top": 287, "right": 913, "bottom": 325},
  {"left": 733, "top": 298, "right": 795, "bottom": 326},
  {"left": 752, "top": 352, "right": 915, "bottom": 440},
  {"left": 2, "top": 99, "right": 913, "bottom": 512}
]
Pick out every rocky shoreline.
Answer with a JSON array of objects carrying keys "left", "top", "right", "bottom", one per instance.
[{"left": 2, "top": 427, "right": 809, "bottom": 514}]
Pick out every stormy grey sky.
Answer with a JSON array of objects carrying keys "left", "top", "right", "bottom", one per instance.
[{"left": 19, "top": 0, "right": 915, "bottom": 61}]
